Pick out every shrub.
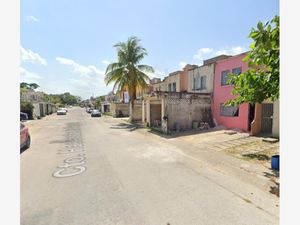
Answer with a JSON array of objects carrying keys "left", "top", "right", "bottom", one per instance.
[{"left": 20, "top": 101, "right": 34, "bottom": 119}]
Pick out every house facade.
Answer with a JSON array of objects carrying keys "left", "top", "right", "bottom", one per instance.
[
  {"left": 20, "top": 90, "right": 45, "bottom": 103},
  {"left": 164, "top": 71, "right": 181, "bottom": 92},
  {"left": 187, "top": 55, "right": 230, "bottom": 94},
  {"left": 161, "top": 64, "right": 197, "bottom": 93},
  {"left": 212, "top": 52, "right": 251, "bottom": 132}
]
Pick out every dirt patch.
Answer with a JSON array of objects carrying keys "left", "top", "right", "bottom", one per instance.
[{"left": 224, "top": 140, "right": 279, "bottom": 168}]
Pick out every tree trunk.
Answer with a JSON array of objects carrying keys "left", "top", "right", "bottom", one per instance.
[{"left": 129, "top": 87, "right": 137, "bottom": 122}]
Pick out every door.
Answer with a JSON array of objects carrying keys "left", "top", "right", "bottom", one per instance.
[
  {"left": 248, "top": 104, "right": 255, "bottom": 131},
  {"left": 261, "top": 103, "right": 273, "bottom": 134}
]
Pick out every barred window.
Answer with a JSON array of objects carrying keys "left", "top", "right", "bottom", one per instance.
[
  {"left": 172, "top": 82, "right": 176, "bottom": 92},
  {"left": 200, "top": 76, "right": 206, "bottom": 90},
  {"left": 221, "top": 70, "right": 230, "bottom": 86},
  {"left": 232, "top": 67, "right": 242, "bottom": 75},
  {"left": 220, "top": 104, "right": 239, "bottom": 117}
]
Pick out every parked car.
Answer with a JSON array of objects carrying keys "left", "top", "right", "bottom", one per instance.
[
  {"left": 57, "top": 108, "right": 67, "bottom": 115},
  {"left": 63, "top": 107, "right": 68, "bottom": 112},
  {"left": 87, "top": 108, "right": 93, "bottom": 113},
  {"left": 20, "top": 123, "right": 30, "bottom": 150},
  {"left": 91, "top": 109, "right": 101, "bottom": 117},
  {"left": 20, "top": 112, "right": 28, "bottom": 121}
]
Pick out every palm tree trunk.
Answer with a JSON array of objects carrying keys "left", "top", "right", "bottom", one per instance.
[{"left": 129, "top": 88, "right": 137, "bottom": 122}]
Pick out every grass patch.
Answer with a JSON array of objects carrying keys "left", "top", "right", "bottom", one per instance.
[
  {"left": 103, "top": 112, "right": 112, "bottom": 116},
  {"left": 242, "top": 153, "right": 270, "bottom": 161}
]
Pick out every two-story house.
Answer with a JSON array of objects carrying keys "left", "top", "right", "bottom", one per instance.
[
  {"left": 187, "top": 55, "right": 230, "bottom": 94},
  {"left": 162, "top": 64, "right": 197, "bottom": 92},
  {"left": 212, "top": 52, "right": 251, "bottom": 132}
]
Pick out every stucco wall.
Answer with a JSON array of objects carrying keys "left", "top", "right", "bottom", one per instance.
[
  {"left": 187, "top": 63, "right": 215, "bottom": 93},
  {"left": 164, "top": 73, "right": 180, "bottom": 92},
  {"left": 213, "top": 53, "right": 250, "bottom": 132},
  {"left": 111, "top": 103, "right": 129, "bottom": 117},
  {"left": 131, "top": 100, "right": 142, "bottom": 121},
  {"left": 165, "top": 94, "right": 212, "bottom": 130},
  {"left": 152, "top": 82, "right": 164, "bottom": 92},
  {"left": 180, "top": 70, "right": 189, "bottom": 92}
]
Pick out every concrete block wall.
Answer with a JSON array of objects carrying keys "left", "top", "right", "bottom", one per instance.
[
  {"left": 111, "top": 103, "right": 129, "bottom": 117},
  {"left": 165, "top": 95, "right": 212, "bottom": 130},
  {"left": 131, "top": 101, "right": 142, "bottom": 121}
]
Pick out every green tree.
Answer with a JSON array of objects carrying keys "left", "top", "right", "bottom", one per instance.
[
  {"left": 227, "top": 15, "right": 279, "bottom": 106},
  {"left": 94, "top": 97, "right": 102, "bottom": 110},
  {"left": 20, "top": 82, "right": 40, "bottom": 90},
  {"left": 104, "top": 36, "right": 154, "bottom": 120},
  {"left": 29, "top": 83, "right": 40, "bottom": 90},
  {"left": 20, "top": 101, "right": 34, "bottom": 119},
  {"left": 20, "top": 82, "right": 29, "bottom": 89}
]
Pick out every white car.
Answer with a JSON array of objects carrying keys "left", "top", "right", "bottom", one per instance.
[{"left": 57, "top": 108, "right": 67, "bottom": 115}]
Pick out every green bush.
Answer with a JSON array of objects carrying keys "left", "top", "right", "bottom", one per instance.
[{"left": 20, "top": 101, "right": 34, "bottom": 119}]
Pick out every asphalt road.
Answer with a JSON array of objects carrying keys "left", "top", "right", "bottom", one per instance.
[{"left": 21, "top": 107, "right": 279, "bottom": 225}]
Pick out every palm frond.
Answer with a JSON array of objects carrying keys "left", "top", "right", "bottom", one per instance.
[{"left": 137, "top": 64, "right": 154, "bottom": 73}]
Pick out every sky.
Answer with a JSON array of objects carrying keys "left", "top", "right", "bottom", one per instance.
[{"left": 20, "top": 0, "right": 279, "bottom": 99}]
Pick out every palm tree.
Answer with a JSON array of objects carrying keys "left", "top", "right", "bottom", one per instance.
[{"left": 105, "top": 36, "right": 154, "bottom": 120}]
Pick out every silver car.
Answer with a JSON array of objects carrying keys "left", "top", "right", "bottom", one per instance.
[
  {"left": 91, "top": 109, "right": 101, "bottom": 117},
  {"left": 57, "top": 108, "right": 67, "bottom": 115}
]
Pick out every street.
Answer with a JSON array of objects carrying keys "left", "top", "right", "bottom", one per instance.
[{"left": 21, "top": 107, "right": 279, "bottom": 225}]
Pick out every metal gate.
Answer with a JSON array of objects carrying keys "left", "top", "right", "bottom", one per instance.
[{"left": 261, "top": 103, "right": 273, "bottom": 134}]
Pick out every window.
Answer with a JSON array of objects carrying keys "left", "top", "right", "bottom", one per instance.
[
  {"left": 200, "top": 76, "right": 206, "bottom": 90},
  {"left": 221, "top": 70, "right": 230, "bottom": 86},
  {"left": 172, "top": 82, "right": 176, "bottom": 92},
  {"left": 193, "top": 77, "right": 201, "bottom": 90},
  {"left": 232, "top": 67, "right": 242, "bottom": 75},
  {"left": 168, "top": 83, "right": 172, "bottom": 92},
  {"left": 220, "top": 104, "right": 239, "bottom": 117}
]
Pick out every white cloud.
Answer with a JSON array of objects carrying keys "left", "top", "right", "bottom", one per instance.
[
  {"left": 215, "top": 46, "right": 247, "bottom": 56},
  {"left": 193, "top": 48, "right": 214, "bottom": 61},
  {"left": 179, "top": 61, "right": 187, "bottom": 69},
  {"left": 26, "top": 16, "right": 39, "bottom": 23},
  {"left": 56, "top": 57, "right": 104, "bottom": 76},
  {"left": 101, "top": 60, "right": 110, "bottom": 65},
  {"left": 144, "top": 66, "right": 166, "bottom": 80},
  {"left": 20, "top": 67, "right": 43, "bottom": 80},
  {"left": 20, "top": 46, "right": 47, "bottom": 65},
  {"left": 56, "top": 57, "right": 110, "bottom": 99},
  {"left": 193, "top": 46, "right": 248, "bottom": 65}
]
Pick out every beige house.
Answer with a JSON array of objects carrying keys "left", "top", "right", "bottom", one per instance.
[
  {"left": 20, "top": 90, "right": 45, "bottom": 103},
  {"left": 156, "top": 64, "right": 197, "bottom": 93},
  {"left": 187, "top": 64, "right": 214, "bottom": 93},
  {"left": 187, "top": 55, "right": 231, "bottom": 94},
  {"left": 163, "top": 71, "right": 181, "bottom": 92}
]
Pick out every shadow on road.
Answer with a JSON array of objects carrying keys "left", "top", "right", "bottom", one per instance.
[{"left": 263, "top": 170, "right": 280, "bottom": 197}]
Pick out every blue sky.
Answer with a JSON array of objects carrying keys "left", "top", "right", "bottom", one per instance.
[{"left": 20, "top": 0, "right": 279, "bottom": 99}]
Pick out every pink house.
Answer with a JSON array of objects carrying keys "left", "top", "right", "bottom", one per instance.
[{"left": 212, "top": 52, "right": 254, "bottom": 132}]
